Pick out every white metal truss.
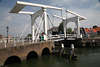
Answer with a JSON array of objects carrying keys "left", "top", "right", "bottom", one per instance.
[
  {"left": 10, "top": 1, "right": 62, "bottom": 42},
  {"left": 34, "top": 15, "right": 44, "bottom": 42},
  {"left": 53, "top": 10, "right": 87, "bottom": 38},
  {"left": 65, "top": 10, "right": 87, "bottom": 38}
]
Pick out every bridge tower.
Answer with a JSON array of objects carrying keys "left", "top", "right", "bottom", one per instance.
[
  {"left": 64, "top": 10, "right": 87, "bottom": 39},
  {"left": 54, "top": 11, "right": 86, "bottom": 39}
]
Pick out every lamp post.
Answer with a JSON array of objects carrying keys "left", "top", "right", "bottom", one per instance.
[{"left": 6, "top": 26, "right": 9, "bottom": 44}]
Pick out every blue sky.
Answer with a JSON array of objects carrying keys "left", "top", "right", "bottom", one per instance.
[{"left": 0, "top": 0, "right": 100, "bottom": 37}]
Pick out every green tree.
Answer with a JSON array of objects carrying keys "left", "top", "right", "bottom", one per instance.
[
  {"left": 58, "top": 21, "right": 64, "bottom": 34},
  {"left": 67, "top": 28, "right": 72, "bottom": 34},
  {"left": 27, "top": 34, "right": 32, "bottom": 38},
  {"left": 58, "top": 21, "right": 72, "bottom": 34},
  {"left": 93, "top": 25, "right": 98, "bottom": 28}
]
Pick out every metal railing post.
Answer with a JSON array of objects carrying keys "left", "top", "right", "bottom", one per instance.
[
  {"left": 22, "top": 38, "right": 24, "bottom": 45},
  {"left": 14, "top": 37, "right": 16, "bottom": 46},
  {"left": 4, "top": 39, "right": 7, "bottom": 48}
]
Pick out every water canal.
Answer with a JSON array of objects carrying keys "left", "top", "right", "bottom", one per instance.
[{"left": 6, "top": 48, "right": 100, "bottom": 67}]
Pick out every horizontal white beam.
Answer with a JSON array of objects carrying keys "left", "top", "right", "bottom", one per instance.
[
  {"left": 16, "top": 1, "right": 62, "bottom": 10},
  {"left": 66, "top": 10, "right": 87, "bottom": 20},
  {"left": 18, "top": 11, "right": 34, "bottom": 15},
  {"left": 10, "top": 1, "right": 62, "bottom": 13},
  {"left": 53, "top": 15, "right": 84, "bottom": 22},
  {"left": 53, "top": 15, "right": 65, "bottom": 19}
]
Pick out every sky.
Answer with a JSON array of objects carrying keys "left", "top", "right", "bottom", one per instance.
[{"left": 0, "top": 0, "right": 100, "bottom": 37}]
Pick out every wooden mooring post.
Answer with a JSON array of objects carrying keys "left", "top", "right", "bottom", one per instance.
[{"left": 81, "top": 38, "right": 100, "bottom": 47}]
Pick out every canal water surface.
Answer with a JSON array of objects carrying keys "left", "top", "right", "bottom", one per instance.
[{"left": 7, "top": 48, "right": 100, "bottom": 67}]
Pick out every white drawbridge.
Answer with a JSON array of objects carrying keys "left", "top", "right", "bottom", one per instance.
[
  {"left": 10, "top": 1, "right": 62, "bottom": 42},
  {"left": 10, "top": 1, "right": 87, "bottom": 42}
]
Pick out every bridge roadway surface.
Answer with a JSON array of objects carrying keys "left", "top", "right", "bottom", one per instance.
[{"left": 0, "top": 41, "right": 54, "bottom": 66}]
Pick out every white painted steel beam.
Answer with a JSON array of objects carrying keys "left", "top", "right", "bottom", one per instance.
[
  {"left": 66, "top": 10, "right": 87, "bottom": 20},
  {"left": 10, "top": 1, "right": 62, "bottom": 13},
  {"left": 31, "top": 9, "right": 43, "bottom": 42},
  {"left": 19, "top": 11, "right": 34, "bottom": 15},
  {"left": 16, "top": 1, "right": 62, "bottom": 10},
  {"left": 53, "top": 14, "right": 85, "bottom": 21},
  {"left": 31, "top": 15, "right": 35, "bottom": 42},
  {"left": 76, "top": 17, "right": 81, "bottom": 38},
  {"left": 53, "top": 15, "right": 65, "bottom": 19},
  {"left": 43, "top": 8, "right": 48, "bottom": 40}
]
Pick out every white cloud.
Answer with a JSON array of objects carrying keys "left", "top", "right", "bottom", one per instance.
[
  {"left": 95, "top": 3, "right": 100, "bottom": 8},
  {"left": 49, "top": 0, "right": 100, "bottom": 28},
  {"left": 74, "top": 9, "right": 100, "bottom": 28},
  {"left": 0, "top": 7, "right": 31, "bottom": 36},
  {"left": 4, "top": 15, "right": 13, "bottom": 24}
]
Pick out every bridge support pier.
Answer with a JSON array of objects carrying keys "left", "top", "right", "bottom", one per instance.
[
  {"left": 76, "top": 16, "right": 81, "bottom": 38},
  {"left": 0, "top": 41, "right": 54, "bottom": 66},
  {"left": 31, "top": 15, "right": 35, "bottom": 43}
]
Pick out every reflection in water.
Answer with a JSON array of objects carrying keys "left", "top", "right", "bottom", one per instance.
[{"left": 6, "top": 48, "right": 100, "bottom": 67}]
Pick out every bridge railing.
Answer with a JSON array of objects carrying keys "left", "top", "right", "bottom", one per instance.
[
  {"left": 66, "top": 34, "right": 77, "bottom": 38},
  {"left": 0, "top": 37, "right": 34, "bottom": 49},
  {"left": 0, "top": 34, "right": 78, "bottom": 49},
  {"left": 0, "top": 35, "right": 64, "bottom": 49},
  {"left": 48, "top": 34, "right": 77, "bottom": 41}
]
